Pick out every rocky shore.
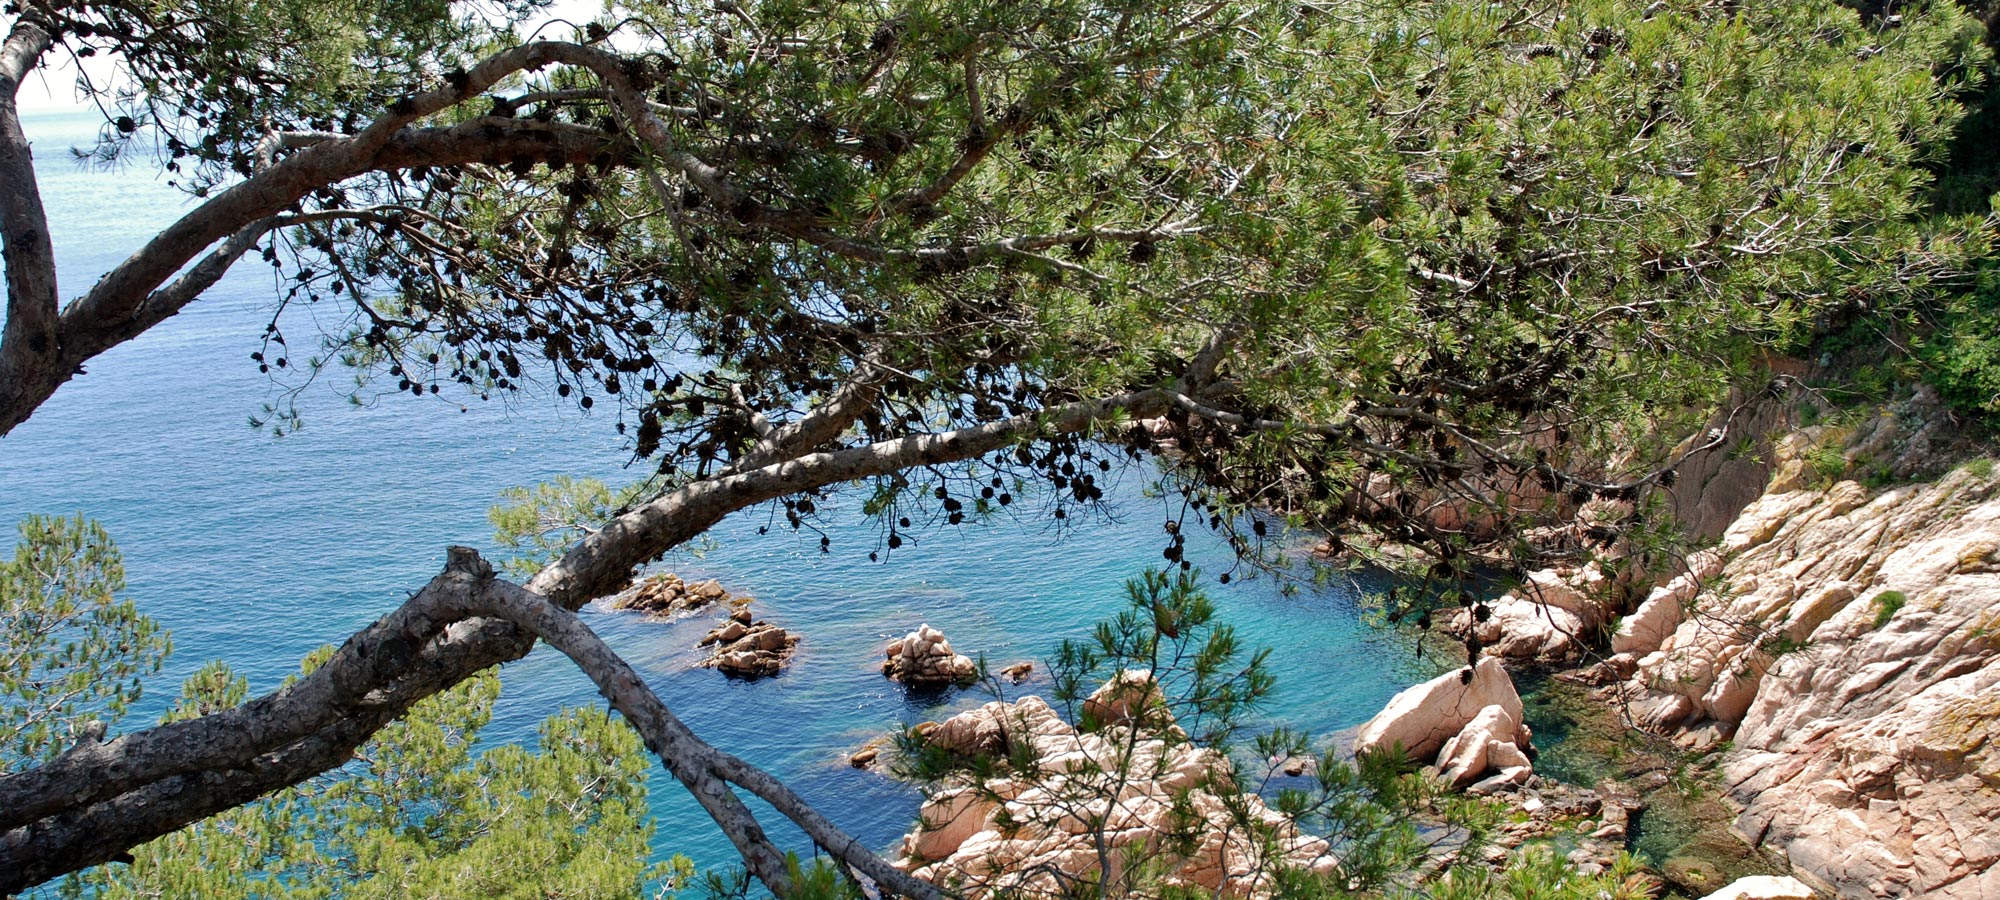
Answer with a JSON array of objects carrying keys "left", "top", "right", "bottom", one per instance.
[
  {"left": 893, "top": 673, "right": 1339, "bottom": 899},
  {"left": 1384, "top": 388, "right": 2000, "bottom": 898},
  {"left": 1599, "top": 457, "right": 2000, "bottom": 899}
]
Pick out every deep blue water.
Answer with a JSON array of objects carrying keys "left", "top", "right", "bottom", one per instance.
[{"left": 0, "top": 109, "right": 1435, "bottom": 882}]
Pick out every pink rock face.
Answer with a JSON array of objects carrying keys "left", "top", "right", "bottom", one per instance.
[
  {"left": 1614, "top": 460, "right": 2000, "bottom": 899},
  {"left": 1611, "top": 552, "right": 1721, "bottom": 656},
  {"left": 1080, "top": 669, "right": 1166, "bottom": 729},
  {"left": 1694, "top": 875, "right": 1816, "bottom": 900},
  {"left": 898, "top": 692, "right": 1334, "bottom": 899},
  {"left": 1352, "top": 657, "right": 1530, "bottom": 763}
]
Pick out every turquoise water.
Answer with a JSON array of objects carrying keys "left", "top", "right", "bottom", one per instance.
[{"left": 0, "top": 109, "right": 1434, "bottom": 880}]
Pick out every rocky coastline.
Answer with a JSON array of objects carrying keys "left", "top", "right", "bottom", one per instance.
[
  {"left": 868, "top": 390, "right": 1996, "bottom": 899},
  {"left": 1392, "top": 388, "right": 2000, "bottom": 899}
]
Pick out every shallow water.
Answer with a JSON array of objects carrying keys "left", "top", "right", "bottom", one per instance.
[
  {"left": 1518, "top": 677, "right": 1783, "bottom": 896},
  {"left": 1, "top": 109, "right": 1439, "bottom": 877}
]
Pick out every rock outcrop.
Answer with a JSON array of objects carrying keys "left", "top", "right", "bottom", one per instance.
[
  {"left": 1606, "top": 458, "right": 2000, "bottom": 898},
  {"left": 1080, "top": 668, "right": 1167, "bottom": 729},
  {"left": 608, "top": 572, "right": 736, "bottom": 616},
  {"left": 897, "top": 687, "right": 1338, "bottom": 898},
  {"left": 1609, "top": 551, "right": 1721, "bottom": 656},
  {"left": 1696, "top": 875, "right": 1817, "bottom": 900},
  {"left": 1353, "top": 657, "right": 1535, "bottom": 790},
  {"left": 884, "top": 624, "right": 978, "bottom": 686},
  {"left": 1444, "top": 567, "right": 1622, "bottom": 665},
  {"left": 699, "top": 602, "right": 798, "bottom": 677}
]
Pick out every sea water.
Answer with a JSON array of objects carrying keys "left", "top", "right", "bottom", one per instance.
[{"left": 0, "top": 108, "right": 1440, "bottom": 878}]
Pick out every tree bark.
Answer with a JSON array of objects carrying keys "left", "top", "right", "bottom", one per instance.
[
  {"left": 0, "top": 39, "right": 630, "bottom": 436},
  {"left": 0, "top": 16, "right": 58, "bottom": 437},
  {"left": 448, "top": 557, "right": 944, "bottom": 900}
]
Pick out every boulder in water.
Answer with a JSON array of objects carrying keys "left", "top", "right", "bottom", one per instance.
[
  {"left": 700, "top": 604, "right": 798, "bottom": 677},
  {"left": 884, "top": 623, "right": 978, "bottom": 686},
  {"left": 1354, "top": 657, "right": 1530, "bottom": 762},
  {"left": 1354, "top": 657, "right": 1535, "bottom": 791},
  {"left": 609, "top": 573, "right": 744, "bottom": 618}
]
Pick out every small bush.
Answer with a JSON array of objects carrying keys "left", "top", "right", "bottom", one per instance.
[
  {"left": 1965, "top": 457, "right": 1996, "bottom": 479},
  {"left": 1872, "top": 590, "right": 1908, "bottom": 628},
  {"left": 1918, "top": 263, "right": 2000, "bottom": 422},
  {"left": 1807, "top": 445, "right": 1849, "bottom": 485}
]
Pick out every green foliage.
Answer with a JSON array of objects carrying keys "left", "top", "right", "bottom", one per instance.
[
  {"left": 1916, "top": 0, "right": 2000, "bottom": 215},
  {"left": 1153, "top": 0, "right": 1982, "bottom": 578},
  {"left": 1757, "top": 631, "right": 1813, "bottom": 658},
  {"left": 124, "top": 0, "right": 1973, "bottom": 576},
  {"left": 0, "top": 515, "right": 169, "bottom": 770},
  {"left": 1871, "top": 589, "right": 1908, "bottom": 628},
  {"left": 1420, "top": 847, "right": 1658, "bottom": 900},
  {"left": 1814, "top": 0, "right": 2000, "bottom": 427},
  {"left": 1052, "top": 568, "right": 1274, "bottom": 745},
  {"left": 2, "top": 514, "right": 670, "bottom": 895},
  {"left": 1806, "top": 443, "right": 1850, "bottom": 486},
  {"left": 66, "top": 662, "right": 679, "bottom": 899},
  {"left": 1965, "top": 457, "right": 1996, "bottom": 479},
  {"left": 1916, "top": 261, "right": 2000, "bottom": 419},
  {"left": 489, "top": 476, "right": 646, "bottom": 577}
]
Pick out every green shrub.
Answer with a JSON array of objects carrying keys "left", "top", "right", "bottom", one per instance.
[
  {"left": 1917, "top": 263, "right": 2000, "bottom": 422},
  {"left": 1872, "top": 590, "right": 1909, "bottom": 628},
  {"left": 1807, "top": 445, "right": 1850, "bottom": 486}
]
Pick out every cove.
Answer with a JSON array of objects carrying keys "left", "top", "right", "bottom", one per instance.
[{"left": 0, "top": 108, "right": 1437, "bottom": 876}]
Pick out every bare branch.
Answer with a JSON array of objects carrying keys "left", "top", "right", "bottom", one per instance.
[
  {"left": 0, "top": 116, "right": 626, "bottom": 434},
  {"left": 455, "top": 571, "right": 944, "bottom": 900}
]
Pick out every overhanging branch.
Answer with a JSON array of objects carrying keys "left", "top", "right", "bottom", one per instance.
[
  {"left": 0, "top": 384, "right": 1174, "bottom": 893},
  {"left": 451, "top": 561, "right": 944, "bottom": 900}
]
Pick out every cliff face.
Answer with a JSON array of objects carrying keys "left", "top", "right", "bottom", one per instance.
[{"left": 1610, "top": 455, "right": 2000, "bottom": 898}]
